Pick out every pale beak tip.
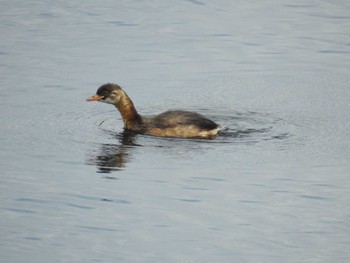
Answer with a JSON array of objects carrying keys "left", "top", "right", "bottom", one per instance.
[{"left": 86, "top": 95, "right": 103, "bottom": 102}]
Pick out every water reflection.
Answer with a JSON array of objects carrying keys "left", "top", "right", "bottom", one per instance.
[{"left": 86, "top": 130, "right": 139, "bottom": 173}]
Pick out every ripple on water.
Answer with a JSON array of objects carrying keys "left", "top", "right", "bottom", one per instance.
[
  {"left": 87, "top": 110, "right": 292, "bottom": 167},
  {"left": 86, "top": 111, "right": 300, "bottom": 145},
  {"left": 92, "top": 109, "right": 294, "bottom": 144},
  {"left": 209, "top": 110, "right": 294, "bottom": 144},
  {"left": 84, "top": 108, "right": 299, "bottom": 173}
]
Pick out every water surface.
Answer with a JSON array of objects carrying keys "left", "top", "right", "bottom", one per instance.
[{"left": 1, "top": 1, "right": 350, "bottom": 262}]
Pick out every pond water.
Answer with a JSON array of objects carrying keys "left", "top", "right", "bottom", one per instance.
[{"left": 1, "top": 1, "right": 350, "bottom": 262}]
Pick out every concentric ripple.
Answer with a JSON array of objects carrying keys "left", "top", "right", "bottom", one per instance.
[
  {"left": 89, "top": 108, "right": 295, "bottom": 145},
  {"left": 82, "top": 108, "right": 301, "bottom": 173}
]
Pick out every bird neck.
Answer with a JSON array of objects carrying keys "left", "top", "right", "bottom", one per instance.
[{"left": 115, "top": 92, "right": 142, "bottom": 130}]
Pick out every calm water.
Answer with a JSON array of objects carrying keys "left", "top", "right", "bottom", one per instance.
[{"left": 1, "top": 1, "right": 350, "bottom": 262}]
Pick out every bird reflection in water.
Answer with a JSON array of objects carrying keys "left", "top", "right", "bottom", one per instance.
[{"left": 86, "top": 130, "right": 139, "bottom": 173}]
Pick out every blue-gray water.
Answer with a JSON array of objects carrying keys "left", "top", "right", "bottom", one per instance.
[{"left": 1, "top": 1, "right": 350, "bottom": 262}]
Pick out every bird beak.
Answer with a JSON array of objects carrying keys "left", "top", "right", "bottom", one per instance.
[{"left": 86, "top": 95, "right": 104, "bottom": 102}]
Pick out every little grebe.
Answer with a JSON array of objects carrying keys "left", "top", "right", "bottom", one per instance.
[{"left": 87, "top": 83, "right": 220, "bottom": 139}]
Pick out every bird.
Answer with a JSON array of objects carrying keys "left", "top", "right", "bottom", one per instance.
[{"left": 86, "top": 83, "right": 220, "bottom": 139}]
